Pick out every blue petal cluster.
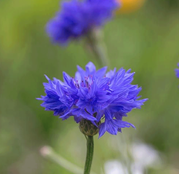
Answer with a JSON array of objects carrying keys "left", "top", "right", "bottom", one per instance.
[
  {"left": 175, "top": 63, "right": 179, "bottom": 78},
  {"left": 46, "top": 0, "right": 118, "bottom": 44},
  {"left": 38, "top": 62, "right": 147, "bottom": 137}
]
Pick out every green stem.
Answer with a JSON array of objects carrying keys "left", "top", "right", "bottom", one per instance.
[
  {"left": 84, "top": 136, "right": 94, "bottom": 174},
  {"left": 86, "top": 28, "right": 109, "bottom": 67}
]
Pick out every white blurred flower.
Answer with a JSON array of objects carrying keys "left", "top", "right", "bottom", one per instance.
[
  {"left": 104, "top": 141, "right": 162, "bottom": 174},
  {"left": 104, "top": 160, "right": 128, "bottom": 174},
  {"left": 130, "top": 142, "right": 162, "bottom": 167}
]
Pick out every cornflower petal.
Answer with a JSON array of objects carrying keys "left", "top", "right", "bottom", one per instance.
[{"left": 175, "top": 63, "right": 179, "bottom": 78}]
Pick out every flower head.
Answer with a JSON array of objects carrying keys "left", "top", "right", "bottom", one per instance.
[
  {"left": 175, "top": 63, "right": 179, "bottom": 78},
  {"left": 46, "top": 0, "right": 118, "bottom": 44},
  {"left": 38, "top": 62, "right": 147, "bottom": 137}
]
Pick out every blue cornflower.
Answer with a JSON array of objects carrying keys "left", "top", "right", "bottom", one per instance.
[
  {"left": 46, "top": 0, "right": 119, "bottom": 44},
  {"left": 175, "top": 63, "right": 179, "bottom": 78},
  {"left": 38, "top": 62, "right": 147, "bottom": 137}
]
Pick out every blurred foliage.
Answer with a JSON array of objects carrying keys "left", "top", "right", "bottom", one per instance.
[
  {"left": 0, "top": 0, "right": 179, "bottom": 174},
  {"left": 154, "top": 0, "right": 179, "bottom": 9}
]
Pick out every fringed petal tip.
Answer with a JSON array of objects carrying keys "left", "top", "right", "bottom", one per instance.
[{"left": 44, "top": 74, "right": 50, "bottom": 81}]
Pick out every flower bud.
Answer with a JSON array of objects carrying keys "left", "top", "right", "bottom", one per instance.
[{"left": 79, "top": 119, "right": 100, "bottom": 136}]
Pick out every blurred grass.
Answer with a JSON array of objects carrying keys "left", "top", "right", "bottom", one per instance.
[{"left": 0, "top": 0, "right": 179, "bottom": 173}]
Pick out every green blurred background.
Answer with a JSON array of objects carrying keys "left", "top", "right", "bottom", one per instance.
[{"left": 0, "top": 0, "right": 179, "bottom": 173}]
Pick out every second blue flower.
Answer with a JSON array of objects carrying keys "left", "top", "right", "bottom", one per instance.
[{"left": 46, "top": 0, "right": 119, "bottom": 44}]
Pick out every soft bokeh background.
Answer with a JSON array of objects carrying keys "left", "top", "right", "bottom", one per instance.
[{"left": 0, "top": 0, "right": 179, "bottom": 173}]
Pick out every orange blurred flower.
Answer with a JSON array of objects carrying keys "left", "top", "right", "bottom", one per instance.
[{"left": 116, "top": 0, "right": 146, "bottom": 14}]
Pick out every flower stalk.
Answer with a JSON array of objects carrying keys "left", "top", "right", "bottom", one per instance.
[
  {"left": 84, "top": 136, "right": 94, "bottom": 174},
  {"left": 86, "top": 28, "right": 109, "bottom": 67},
  {"left": 40, "top": 146, "right": 83, "bottom": 174}
]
